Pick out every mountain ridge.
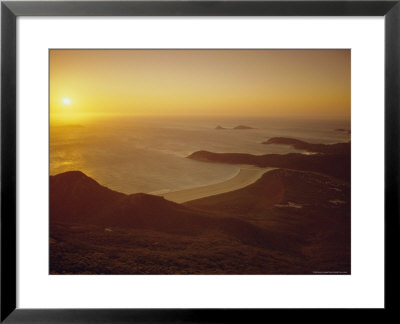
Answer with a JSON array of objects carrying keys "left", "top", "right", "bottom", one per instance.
[{"left": 50, "top": 170, "right": 282, "bottom": 247}]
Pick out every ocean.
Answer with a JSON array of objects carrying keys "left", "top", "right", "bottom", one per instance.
[{"left": 50, "top": 116, "right": 350, "bottom": 194}]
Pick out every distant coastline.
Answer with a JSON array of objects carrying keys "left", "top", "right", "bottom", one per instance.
[{"left": 187, "top": 138, "right": 351, "bottom": 182}]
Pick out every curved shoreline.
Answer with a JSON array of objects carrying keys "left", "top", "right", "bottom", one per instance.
[{"left": 160, "top": 166, "right": 275, "bottom": 203}]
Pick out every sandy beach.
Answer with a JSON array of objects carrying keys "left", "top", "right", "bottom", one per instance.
[{"left": 160, "top": 166, "right": 275, "bottom": 203}]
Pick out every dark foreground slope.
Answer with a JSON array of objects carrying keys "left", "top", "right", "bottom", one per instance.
[
  {"left": 50, "top": 169, "right": 350, "bottom": 274},
  {"left": 186, "top": 169, "right": 350, "bottom": 273}
]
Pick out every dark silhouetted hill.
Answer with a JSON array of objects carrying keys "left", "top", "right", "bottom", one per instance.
[{"left": 50, "top": 171, "right": 280, "bottom": 246}]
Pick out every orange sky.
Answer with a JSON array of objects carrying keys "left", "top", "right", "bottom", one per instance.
[{"left": 50, "top": 49, "right": 350, "bottom": 123}]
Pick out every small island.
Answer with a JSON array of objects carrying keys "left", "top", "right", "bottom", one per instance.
[
  {"left": 334, "top": 128, "right": 351, "bottom": 134},
  {"left": 215, "top": 125, "right": 255, "bottom": 130},
  {"left": 233, "top": 125, "right": 254, "bottom": 130}
]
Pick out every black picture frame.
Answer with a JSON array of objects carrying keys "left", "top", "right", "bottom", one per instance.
[{"left": 1, "top": 0, "right": 399, "bottom": 322}]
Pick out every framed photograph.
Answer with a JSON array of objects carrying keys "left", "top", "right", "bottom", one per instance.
[{"left": 1, "top": 0, "right": 399, "bottom": 322}]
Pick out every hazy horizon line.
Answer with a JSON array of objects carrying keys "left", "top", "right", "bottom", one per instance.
[{"left": 50, "top": 112, "right": 351, "bottom": 121}]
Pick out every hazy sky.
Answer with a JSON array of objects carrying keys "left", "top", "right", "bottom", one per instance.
[{"left": 50, "top": 49, "right": 350, "bottom": 123}]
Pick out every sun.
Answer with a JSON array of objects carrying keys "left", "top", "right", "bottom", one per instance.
[{"left": 62, "top": 98, "right": 71, "bottom": 105}]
